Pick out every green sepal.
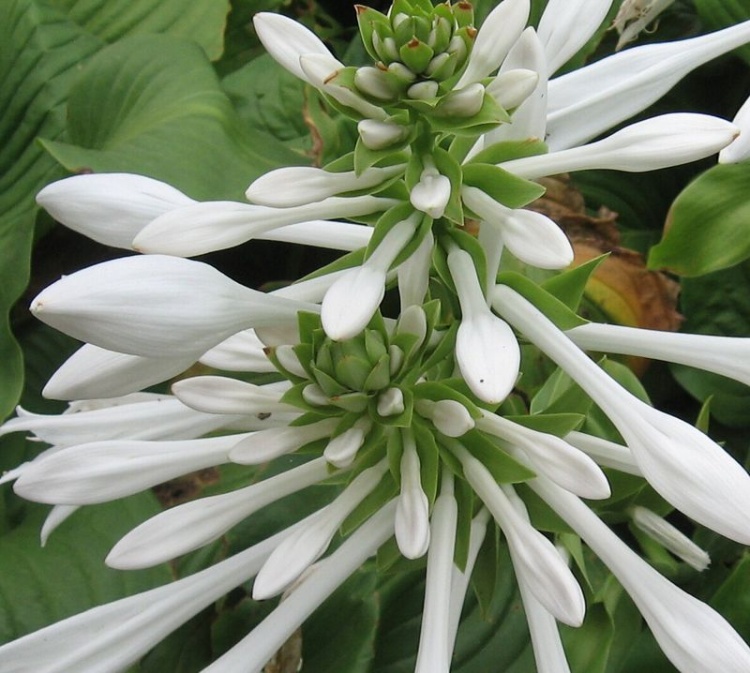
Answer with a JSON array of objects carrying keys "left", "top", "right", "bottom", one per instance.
[
  {"left": 312, "top": 365, "right": 349, "bottom": 397},
  {"left": 515, "top": 484, "right": 573, "bottom": 534},
  {"left": 433, "top": 146, "right": 464, "bottom": 224},
  {"left": 399, "top": 38, "right": 434, "bottom": 74},
  {"left": 363, "top": 353, "right": 392, "bottom": 391},
  {"left": 315, "top": 340, "right": 334, "bottom": 374},
  {"left": 453, "top": 0, "right": 474, "bottom": 27},
  {"left": 301, "top": 248, "right": 366, "bottom": 281},
  {"left": 413, "top": 419, "right": 440, "bottom": 504},
  {"left": 330, "top": 391, "right": 371, "bottom": 413},
  {"left": 462, "top": 163, "right": 546, "bottom": 209},
  {"left": 340, "top": 470, "right": 397, "bottom": 536},
  {"left": 386, "top": 427, "right": 404, "bottom": 484},
  {"left": 442, "top": 226, "right": 489, "bottom": 295},
  {"left": 331, "top": 411, "right": 362, "bottom": 438},
  {"left": 460, "top": 430, "right": 537, "bottom": 483},
  {"left": 365, "top": 329, "right": 388, "bottom": 362},
  {"left": 390, "top": 331, "right": 422, "bottom": 365},
  {"left": 453, "top": 476, "right": 475, "bottom": 572},
  {"left": 335, "top": 355, "right": 373, "bottom": 391},
  {"left": 542, "top": 254, "right": 607, "bottom": 312},
  {"left": 496, "top": 271, "right": 588, "bottom": 330},
  {"left": 297, "top": 311, "right": 323, "bottom": 346},
  {"left": 467, "top": 138, "right": 549, "bottom": 166},
  {"left": 266, "top": 345, "right": 309, "bottom": 382},
  {"left": 416, "top": 323, "right": 458, "bottom": 380},
  {"left": 530, "top": 367, "right": 594, "bottom": 417},
  {"left": 504, "top": 412, "right": 586, "bottom": 437},
  {"left": 696, "top": 395, "right": 712, "bottom": 433},
  {"left": 356, "top": 6, "right": 392, "bottom": 61},
  {"left": 413, "top": 380, "right": 482, "bottom": 419},
  {"left": 375, "top": 386, "right": 414, "bottom": 427}
]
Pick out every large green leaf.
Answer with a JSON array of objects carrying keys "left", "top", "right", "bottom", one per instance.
[
  {"left": 648, "top": 163, "right": 750, "bottom": 276},
  {"left": 42, "top": 35, "right": 305, "bottom": 202},
  {"left": 0, "top": 495, "right": 171, "bottom": 645}
]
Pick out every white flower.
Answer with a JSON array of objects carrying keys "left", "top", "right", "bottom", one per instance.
[
  {"left": 229, "top": 418, "right": 338, "bottom": 464},
  {"left": 410, "top": 160, "right": 451, "bottom": 218},
  {"left": 395, "top": 432, "right": 431, "bottom": 559},
  {"left": 720, "top": 94, "right": 750, "bottom": 163},
  {"left": 416, "top": 398, "right": 475, "bottom": 438},
  {"left": 171, "top": 376, "right": 295, "bottom": 416}
]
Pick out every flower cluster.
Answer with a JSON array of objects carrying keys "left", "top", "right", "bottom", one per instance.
[{"left": 2, "top": 1, "right": 750, "bottom": 672}]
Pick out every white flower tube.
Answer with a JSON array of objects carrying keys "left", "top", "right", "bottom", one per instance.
[
  {"left": 501, "top": 113, "right": 739, "bottom": 179},
  {"left": 720, "top": 95, "right": 750, "bottom": 163},
  {"left": 246, "top": 164, "right": 404, "bottom": 207},
  {"left": 395, "top": 432, "right": 431, "bottom": 559},
  {"left": 358, "top": 119, "right": 410, "bottom": 150},
  {"left": 36, "top": 173, "right": 194, "bottom": 249},
  {"left": 171, "top": 376, "right": 294, "bottom": 416},
  {"left": 30, "top": 255, "right": 318, "bottom": 359},
  {"left": 613, "top": 0, "right": 676, "bottom": 50},
  {"left": 13, "top": 433, "right": 251, "bottom": 505},
  {"left": 414, "top": 471, "right": 458, "bottom": 673},
  {"left": 253, "top": 460, "right": 389, "bottom": 599},
  {"left": 462, "top": 186, "right": 573, "bottom": 269},
  {"left": 477, "top": 411, "right": 611, "bottom": 500},
  {"left": 455, "top": 0, "right": 530, "bottom": 87},
  {"left": 253, "top": 12, "right": 343, "bottom": 85},
  {"left": 493, "top": 285, "right": 750, "bottom": 545},
  {"left": 41, "top": 343, "right": 198, "bottom": 400},
  {"left": 537, "top": 0, "right": 613, "bottom": 75},
  {"left": 533, "top": 476, "right": 750, "bottom": 673},
  {"left": 447, "top": 246, "right": 520, "bottom": 404},
  {"left": 107, "top": 457, "right": 334, "bottom": 569},
  {"left": 546, "top": 21, "right": 750, "bottom": 150},
  {"left": 0, "top": 525, "right": 293, "bottom": 673},
  {"left": 564, "top": 431, "right": 642, "bottom": 476},
  {"left": 200, "top": 501, "right": 397, "bottom": 673},
  {"left": 133, "top": 196, "right": 396, "bottom": 257},
  {"left": 258, "top": 219, "right": 373, "bottom": 251},
  {"left": 566, "top": 322, "right": 750, "bottom": 387},
  {"left": 454, "top": 443, "right": 585, "bottom": 626},
  {"left": 398, "top": 229, "right": 434, "bottom": 308},
  {"left": 229, "top": 418, "right": 338, "bottom": 464},
  {"left": 322, "top": 214, "right": 420, "bottom": 340}
]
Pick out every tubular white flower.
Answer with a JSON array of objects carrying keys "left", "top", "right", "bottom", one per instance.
[
  {"left": 631, "top": 506, "right": 711, "bottom": 572},
  {"left": 455, "top": 0, "right": 530, "bottom": 87},
  {"left": 358, "top": 119, "right": 410, "bottom": 150},
  {"left": 395, "top": 432, "right": 431, "bottom": 559},
  {"left": 720, "top": 94, "right": 750, "bottom": 163},
  {"left": 398, "top": 229, "right": 434, "bottom": 308},
  {"left": 30, "top": 255, "right": 317, "bottom": 359},
  {"left": 0, "top": 525, "right": 292, "bottom": 673},
  {"left": 133, "top": 196, "right": 396, "bottom": 257},
  {"left": 501, "top": 113, "right": 739, "bottom": 179},
  {"left": 537, "top": 0, "right": 613, "bottom": 75},
  {"left": 566, "top": 322, "right": 750, "bottom": 387},
  {"left": 107, "top": 457, "right": 333, "bottom": 570},
  {"left": 410, "top": 160, "right": 451, "bottom": 219},
  {"left": 253, "top": 12, "right": 343, "bottom": 85},
  {"left": 0, "top": 394, "right": 229, "bottom": 447},
  {"left": 486, "top": 68, "right": 539, "bottom": 110},
  {"left": 447, "top": 247, "right": 520, "bottom": 403},
  {"left": 201, "top": 501, "right": 396, "bottom": 673},
  {"left": 171, "top": 376, "right": 294, "bottom": 416},
  {"left": 300, "top": 54, "right": 389, "bottom": 121},
  {"left": 546, "top": 21, "right": 750, "bottom": 150},
  {"left": 229, "top": 418, "right": 338, "bottom": 464},
  {"left": 322, "top": 214, "right": 420, "bottom": 340},
  {"left": 414, "top": 471, "right": 457, "bottom": 673},
  {"left": 42, "top": 343, "right": 197, "bottom": 401},
  {"left": 415, "top": 398, "right": 475, "bottom": 438},
  {"left": 258, "top": 219, "right": 373, "bottom": 251},
  {"left": 245, "top": 164, "right": 404, "bottom": 208},
  {"left": 455, "top": 444, "right": 585, "bottom": 626},
  {"left": 323, "top": 417, "right": 371, "bottom": 468},
  {"left": 199, "top": 329, "right": 278, "bottom": 373},
  {"left": 462, "top": 186, "right": 573, "bottom": 269},
  {"left": 253, "top": 460, "right": 389, "bottom": 600},
  {"left": 493, "top": 284, "right": 750, "bottom": 545},
  {"left": 13, "top": 433, "right": 251, "bottom": 505},
  {"left": 564, "top": 431, "right": 642, "bottom": 476},
  {"left": 533, "top": 476, "right": 750, "bottom": 673},
  {"left": 35, "top": 173, "right": 194, "bottom": 249},
  {"left": 477, "top": 411, "right": 611, "bottom": 500}
]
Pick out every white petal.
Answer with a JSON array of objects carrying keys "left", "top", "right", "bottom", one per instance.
[
  {"left": 321, "top": 265, "right": 386, "bottom": 341},
  {"left": 486, "top": 68, "right": 539, "bottom": 110},
  {"left": 199, "top": 329, "right": 277, "bottom": 373},
  {"left": 720, "top": 95, "right": 750, "bottom": 163},
  {"left": 537, "top": 0, "right": 613, "bottom": 74},
  {"left": 133, "top": 196, "right": 394, "bottom": 257},
  {"left": 229, "top": 418, "right": 338, "bottom": 464},
  {"left": 42, "top": 343, "right": 196, "bottom": 400},
  {"left": 564, "top": 431, "right": 642, "bottom": 476},
  {"left": 567, "top": 322, "right": 750, "bottom": 387},
  {"left": 546, "top": 21, "right": 750, "bottom": 150},
  {"left": 13, "top": 433, "right": 249, "bottom": 505},
  {"left": 252, "top": 461, "right": 388, "bottom": 599},
  {"left": 171, "top": 376, "right": 293, "bottom": 416},
  {"left": 36, "top": 174, "right": 194, "bottom": 249},
  {"left": 395, "top": 436, "right": 431, "bottom": 559},
  {"left": 455, "top": 0, "right": 530, "bottom": 87},
  {"left": 477, "top": 412, "right": 611, "bottom": 499},
  {"left": 246, "top": 164, "right": 403, "bottom": 207},
  {"left": 200, "top": 502, "right": 396, "bottom": 673},
  {"left": 502, "top": 113, "right": 738, "bottom": 178},
  {"left": 30, "top": 255, "right": 315, "bottom": 358},
  {"left": 253, "top": 12, "right": 342, "bottom": 84},
  {"left": 40, "top": 504, "right": 79, "bottom": 546},
  {"left": 258, "top": 219, "right": 373, "bottom": 251},
  {"left": 106, "top": 457, "right": 332, "bottom": 569},
  {"left": 462, "top": 186, "right": 573, "bottom": 269},
  {"left": 534, "top": 477, "right": 750, "bottom": 673}
]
